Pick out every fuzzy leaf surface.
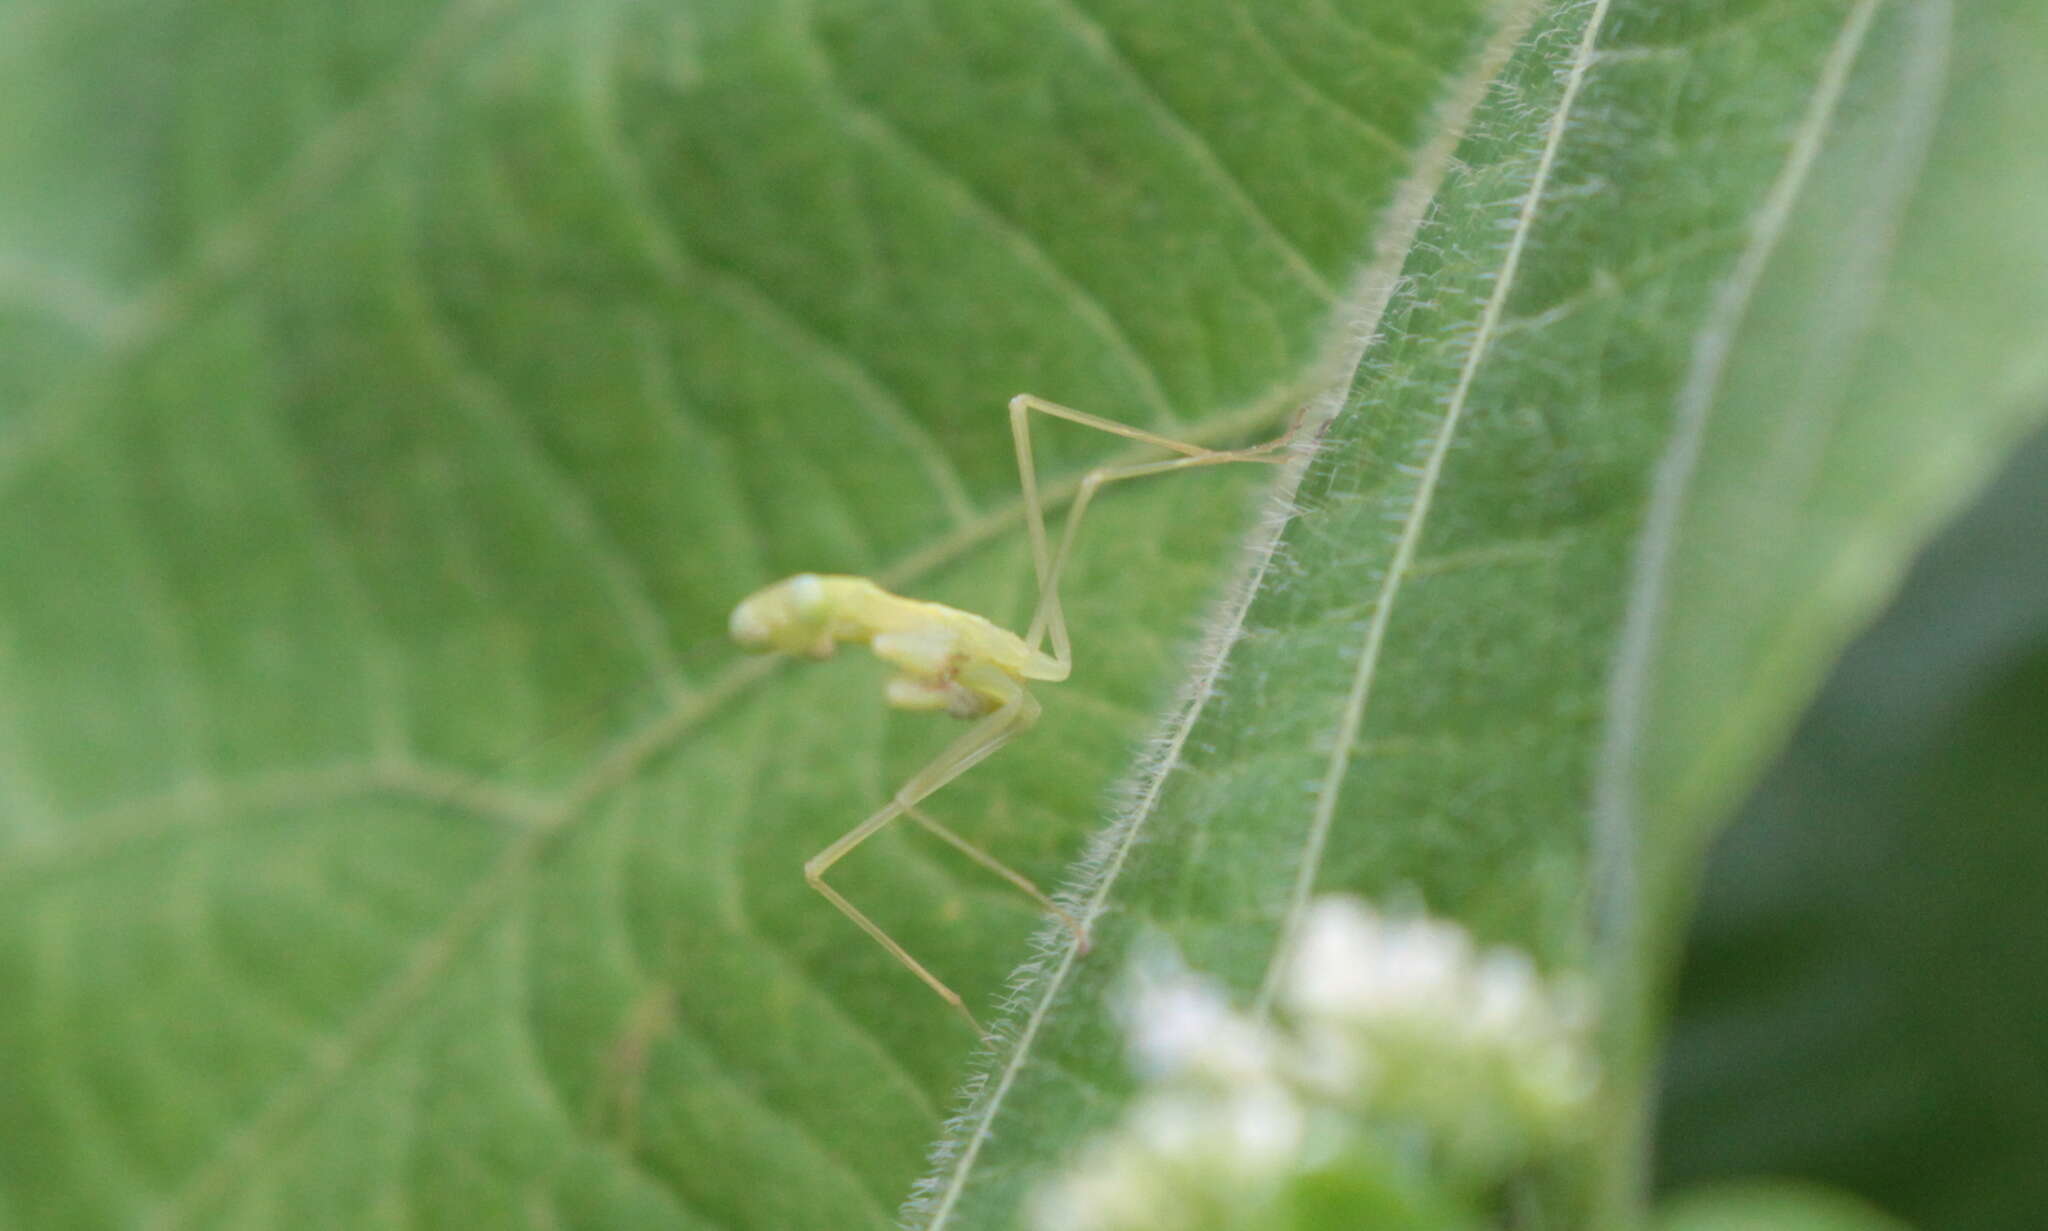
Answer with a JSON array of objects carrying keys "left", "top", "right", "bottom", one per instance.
[{"left": 919, "top": 1, "right": 2048, "bottom": 1225}]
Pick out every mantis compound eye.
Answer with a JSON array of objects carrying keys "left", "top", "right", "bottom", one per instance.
[
  {"left": 728, "top": 595, "right": 775, "bottom": 648},
  {"left": 786, "top": 572, "right": 826, "bottom": 612}
]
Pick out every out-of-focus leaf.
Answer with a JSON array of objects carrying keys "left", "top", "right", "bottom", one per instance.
[
  {"left": 1657, "top": 1181, "right": 1912, "bottom": 1231},
  {"left": 1654, "top": 421, "right": 2048, "bottom": 1231}
]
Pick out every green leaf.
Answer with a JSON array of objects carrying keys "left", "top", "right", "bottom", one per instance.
[
  {"left": 0, "top": 1, "right": 1491, "bottom": 1227},
  {"left": 5, "top": 4, "right": 2046, "bottom": 1231},
  {"left": 1655, "top": 423, "right": 2048, "bottom": 1231},
  {"left": 918, "top": 0, "right": 2048, "bottom": 1226}
]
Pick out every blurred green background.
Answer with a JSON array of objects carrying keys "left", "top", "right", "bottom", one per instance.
[{"left": 1656, "top": 420, "right": 2048, "bottom": 1231}]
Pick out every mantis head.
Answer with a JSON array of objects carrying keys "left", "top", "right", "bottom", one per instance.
[{"left": 729, "top": 573, "right": 838, "bottom": 658}]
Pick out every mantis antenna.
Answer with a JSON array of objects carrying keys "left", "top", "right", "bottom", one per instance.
[{"left": 729, "top": 394, "right": 1299, "bottom": 1035}]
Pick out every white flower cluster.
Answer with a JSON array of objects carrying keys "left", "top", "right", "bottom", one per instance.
[
  {"left": 1027, "top": 964, "right": 1307, "bottom": 1231},
  {"left": 1029, "top": 897, "right": 1597, "bottom": 1231},
  {"left": 1282, "top": 897, "right": 1596, "bottom": 1175}
]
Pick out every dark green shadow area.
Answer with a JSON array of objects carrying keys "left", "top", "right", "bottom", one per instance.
[{"left": 1655, "top": 416, "right": 2048, "bottom": 1231}]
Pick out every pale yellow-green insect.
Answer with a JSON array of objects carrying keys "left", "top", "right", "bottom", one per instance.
[{"left": 729, "top": 394, "right": 1298, "bottom": 1034}]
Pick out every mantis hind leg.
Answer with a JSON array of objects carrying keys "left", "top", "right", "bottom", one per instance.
[
  {"left": 904, "top": 805, "right": 1088, "bottom": 953},
  {"left": 803, "top": 686, "right": 1040, "bottom": 1036},
  {"left": 1007, "top": 393, "right": 1301, "bottom": 669}
]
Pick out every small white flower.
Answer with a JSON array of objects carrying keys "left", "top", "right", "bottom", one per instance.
[
  {"left": 1290, "top": 1019, "right": 1374, "bottom": 1099},
  {"left": 1126, "top": 971, "right": 1274, "bottom": 1086},
  {"left": 1288, "top": 898, "right": 1491, "bottom": 1027},
  {"left": 1468, "top": 950, "right": 1541, "bottom": 1040},
  {"left": 1028, "top": 1144, "right": 1162, "bottom": 1231},
  {"left": 1368, "top": 913, "right": 1474, "bottom": 1015},
  {"left": 1129, "top": 1092, "right": 1211, "bottom": 1157},
  {"left": 1215, "top": 1083, "right": 1308, "bottom": 1175},
  {"left": 1283, "top": 895, "right": 1385, "bottom": 1018}
]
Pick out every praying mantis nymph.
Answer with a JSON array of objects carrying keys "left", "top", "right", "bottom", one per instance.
[{"left": 729, "top": 394, "right": 1300, "bottom": 1035}]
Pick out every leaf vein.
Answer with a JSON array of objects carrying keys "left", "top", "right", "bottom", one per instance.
[
  {"left": 1043, "top": 0, "right": 1337, "bottom": 302},
  {"left": 94, "top": 451, "right": 217, "bottom": 799},
  {"left": 1228, "top": 2, "right": 1405, "bottom": 155},
  {"left": 236, "top": 388, "right": 414, "bottom": 761},
  {"left": 577, "top": 30, "right": 982, "bottom": 528},
  {"left": 1590, "top": 0, "right": 1896, "bottom": 961},
  {"left": 794, "top": 1, "right": 1182, "bottom": 430},
  {"left": 391, "top": 261, "right": 694, "bottom": 701}
]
